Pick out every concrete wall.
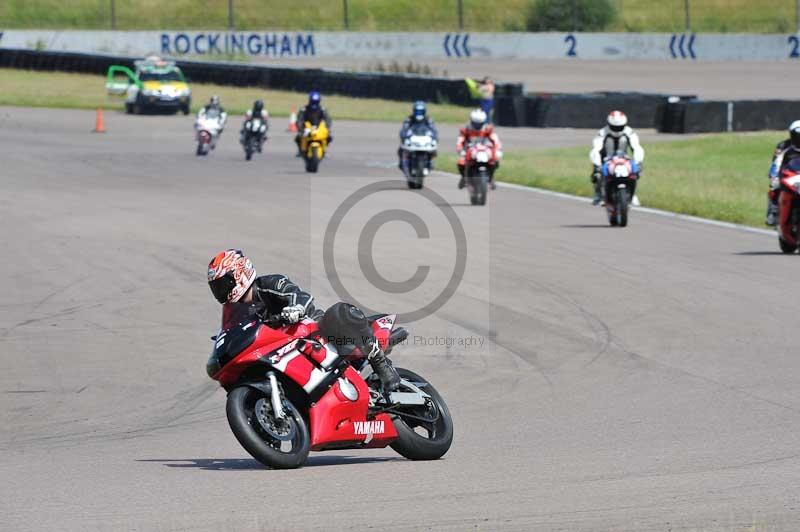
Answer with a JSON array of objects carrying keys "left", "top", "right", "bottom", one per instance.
[{"left": 2, "top": 30, "right": 799, "bottom": 61}]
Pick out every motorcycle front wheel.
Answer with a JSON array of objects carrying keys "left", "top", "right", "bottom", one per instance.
[
  {"left": 779, "top": 237, "right": 797, "bottom": 254},
  {"left": 226, "top": 385, "right": 310, "bottom": 469},
  {"left": 305, "top": 148, "right": 320, "bottom": 173},
  {"left": 389, "top": 368, "right": 453, "bottom": 461},
  {"left": 616, "top": 188, "right": 628, "bottom": 227},
  {"left": 470, "top": 169, "right": 488, "bottom": 206}
]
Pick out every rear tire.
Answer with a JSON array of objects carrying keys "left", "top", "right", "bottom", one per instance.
[
  {"left": 226, "top": 386, "right": 310, "bottom": 469},
  {"left": 389, "top": 368, "right": 453, "bottom": 461}
]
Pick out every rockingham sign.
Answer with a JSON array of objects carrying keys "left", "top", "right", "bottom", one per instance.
[{"left": 2, "top": 30, "right": 800, "bottom": 61}]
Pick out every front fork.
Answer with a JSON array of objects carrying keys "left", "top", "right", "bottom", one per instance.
[{"left": 267, "top": 371, "right": 285, "bottom": 419}]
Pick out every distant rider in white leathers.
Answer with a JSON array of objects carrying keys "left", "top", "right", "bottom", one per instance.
[{"left": 590, "top": 110, "right": 645, "bottom": 206}]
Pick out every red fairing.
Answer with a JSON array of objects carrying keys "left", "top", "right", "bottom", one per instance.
[
  {"left": 309, "top": 366, "right": 397, "bottom": 451},
  {"left": 607, "top": 156, "right": 638, "bottom": 179},
  {"left": 778, "top": 172, "right": 800, "bottom": 247},
  {"left": 215, "top": 324, "right": 293, "bottom": 387}
]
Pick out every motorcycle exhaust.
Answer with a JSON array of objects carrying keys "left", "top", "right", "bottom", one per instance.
[{"left": 267, "top": 371, "right": 285, "bottom": 419}]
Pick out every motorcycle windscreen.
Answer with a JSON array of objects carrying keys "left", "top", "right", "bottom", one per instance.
[
  {"left": 206, "top": 303, "right": 260, "bottom": 377},
  {"left": 409, "top": 123, "right": 434, "bottom": 136}
]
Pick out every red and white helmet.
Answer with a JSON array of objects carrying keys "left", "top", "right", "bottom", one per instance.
[
  {"left": 207, "top": 249, "right": 256, "bottom": 304},
  {"left": 607, "top": 110, "right": 628, "bottom": 136}
]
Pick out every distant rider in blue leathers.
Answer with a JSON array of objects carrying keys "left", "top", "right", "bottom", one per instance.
[{"left": 398, "top": 101, "right": 438, "bottom": 174}]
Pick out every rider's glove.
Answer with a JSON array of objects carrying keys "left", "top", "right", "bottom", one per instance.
[
  {"left": 495, "top": 150, "right": 503, "bottom": 159},
  {"left": 770, "top": 176, "right": 781, "bottom": 190},
  {"left": 459, "top": 150, "right": 466, "bottom": 157},
  {"left": 303, "top": 128, "right": 311, "bottom": 137},
  {"left": 280, "top": 304, "right": 306, "bottom": 324}
]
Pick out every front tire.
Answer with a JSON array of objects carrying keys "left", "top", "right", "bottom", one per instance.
[
  {"left": 779, "top": 237, "right": 797, "bottom": 254},
  {"left": 389, "top": 368, "right": 453, "bottom": 461},
  {"left": 616, "top": 188, "right": 628, "bottom": 227},
  {"left": 226, "top": 386, "right": 310, "bottom": 469},
  {"left": 306, "top": 150, "right": 319, "bottom": 173}
]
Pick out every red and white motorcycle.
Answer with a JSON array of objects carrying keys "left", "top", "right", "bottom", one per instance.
[
  {"left": 463, "top": 137, "right": 499, "bottom": 206},
  {"left": 776, "top": 160, "right": 800, "bottom": 253},
  {"left": 194, "top": 108, "right": 226, "bottom": 156},
  {"left": 207, "top": 303, "right": 454, "bottom": 469}
]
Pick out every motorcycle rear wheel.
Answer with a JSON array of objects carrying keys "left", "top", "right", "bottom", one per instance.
[
  {"left": 226, "top": 385, "right": 310, "bottom": 469},
  {"left": 389, "top": 368, "right": 453, "bottom": 461}
]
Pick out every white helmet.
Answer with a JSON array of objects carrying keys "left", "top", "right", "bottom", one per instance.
[
  {"left": 789, "top": 120, "right": 800, "bottom": 149},
  {"left": 607, "top": 110, "right": 628, "bottom": 137},
  {"left": 469, "top": 108, "right": 488, "bottom": 130}
]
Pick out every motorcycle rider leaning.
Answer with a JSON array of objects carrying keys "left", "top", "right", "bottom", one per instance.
[
  {"left": 241, "top": 99, "right": 269, "bottom": 152},
  {"left": 398, "top": 100, "right": 438, "bottom": 173},
  {"left": 765, "top": 121, "right": 800, "bottom": 226},
  {"left": 457, "top": 108, "right": 503, "bottom": 190},
  {"left": 295, "top": 91, "right": 332, "bottom": 156},
  {"left": 590, "top": 110, "right": 645, "bottom": 206},
  {"left": 207, "top": 249, "right": 401, "bottom": 391}
]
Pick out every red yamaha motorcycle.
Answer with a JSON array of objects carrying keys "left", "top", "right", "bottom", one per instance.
[
  {"left": 206, "top": 303, "right": 453, "bottom": 469},
  {"left": 777, "top": 161, "right": 800, "bottom": 253}
]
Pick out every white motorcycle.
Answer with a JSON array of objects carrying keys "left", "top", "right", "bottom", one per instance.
[
  {"left": 195, "top": 108, "right": 226, "bottom": 156},
  {"left": 400, "top": 123, "right": 437, "bottom": 189}
]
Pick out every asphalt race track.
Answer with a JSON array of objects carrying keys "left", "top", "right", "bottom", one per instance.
[{"left": 2, "top": 106, "right": 800, "bottom": 531}]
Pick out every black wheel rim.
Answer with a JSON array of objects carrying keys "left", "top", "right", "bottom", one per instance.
[
  {"left": 243, "top": 390, "right": 304, "bottom": 454},
  {"left": 394, "top": 383, "right": 448, "bottom": 442}
]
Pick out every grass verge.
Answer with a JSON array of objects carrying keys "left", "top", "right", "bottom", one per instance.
[
  {"left": 0, "top": 0, "right": 791, "bottom": 33},
  {"left": 439, "top": 132, "right": 783, "bottom": 228},
  {"left": 0, "top": 68, "right": 469, "bottom": 123}
]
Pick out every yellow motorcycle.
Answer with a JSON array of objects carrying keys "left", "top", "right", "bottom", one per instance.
[{"left": 299, "top": 120, "right": 329, "bottom": 173}]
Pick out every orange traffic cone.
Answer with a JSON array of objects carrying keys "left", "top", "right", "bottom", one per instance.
[
  {"left": 287, "top": 108, "right": 298, "bottom": 133},
  {"left": 93, "top": 108, "right": 106, "bottom": 133}
]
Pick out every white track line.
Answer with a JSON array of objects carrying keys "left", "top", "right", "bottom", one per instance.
[{"left": 431, "top": 170, "right": 774, "bottom": 237}]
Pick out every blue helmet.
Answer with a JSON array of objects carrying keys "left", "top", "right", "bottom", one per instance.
[
  {"left": 308, "top": 91, "right": 321, "bottom": 110},
  {"left": 412, "top": 100, "right": 427, "bottom": 122}
]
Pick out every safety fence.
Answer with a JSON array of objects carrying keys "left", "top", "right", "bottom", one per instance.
[
  {"left": 495, "top": 93, "right": 798, "bottom": 133},
  {"left": 0, "top": 47, "right": 522, "bottom": 106},
  {"left": 2, "top": 48, "right": 796, "bottom": 132}
]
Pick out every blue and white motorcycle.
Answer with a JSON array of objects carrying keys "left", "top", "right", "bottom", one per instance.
[{"left": 399, "top": 124, "right": 438, "bottom": 189}]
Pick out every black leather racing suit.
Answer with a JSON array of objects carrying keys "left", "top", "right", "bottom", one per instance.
[
  {"left": 250, "top": 275, "right": 380, "bottom": 358},
  {"left": 250, "top": 274, "right": 321, "bottom": 321}
]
